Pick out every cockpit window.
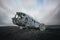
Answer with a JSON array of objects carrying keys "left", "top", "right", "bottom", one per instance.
[
  {"left": 15, "top": 15, "right": 18, "bottom": 18},
  {"left": 23, "top": 14, "right": 25, "bottom": 16}
]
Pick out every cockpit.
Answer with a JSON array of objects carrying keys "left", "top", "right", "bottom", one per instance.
[{"left": 15, "top": 12, "right": 26, "bottom": 19}]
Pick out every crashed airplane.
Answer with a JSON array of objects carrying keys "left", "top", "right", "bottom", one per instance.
[{"left": 12, "top": 12, "right": 46, "bottom": 31}]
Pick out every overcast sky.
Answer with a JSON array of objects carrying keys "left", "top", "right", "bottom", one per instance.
[{"left": 0, "top": 0, "right": 60, "bottom": 26}]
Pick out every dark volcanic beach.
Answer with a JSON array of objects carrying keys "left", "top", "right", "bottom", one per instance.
[{"left": 0, "top": 25, "right": 60, "bottom": 40}]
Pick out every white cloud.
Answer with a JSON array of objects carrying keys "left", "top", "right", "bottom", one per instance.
[{"left": 0, "top": 0, "right": 60, "bottom": 25}]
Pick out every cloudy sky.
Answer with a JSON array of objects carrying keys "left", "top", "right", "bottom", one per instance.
[{"left": 0, "top": 0, "right": 60, "bottom": 26}]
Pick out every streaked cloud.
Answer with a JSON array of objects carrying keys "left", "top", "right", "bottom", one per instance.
[{"left": 0, "top": 0, "right": 60, "bottom": 25}]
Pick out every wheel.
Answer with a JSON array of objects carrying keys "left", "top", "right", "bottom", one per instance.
[{"left": 39, "top": 24, "right": 46, "bottom": 31}]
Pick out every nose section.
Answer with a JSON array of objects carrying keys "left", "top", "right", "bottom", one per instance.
[{"left": 15, "top": 12, "right": 27, "bottom": 20}]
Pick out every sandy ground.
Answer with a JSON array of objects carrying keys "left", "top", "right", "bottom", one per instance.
[{"left": 0, "top": 26, "right": 60, "bottom": 40}]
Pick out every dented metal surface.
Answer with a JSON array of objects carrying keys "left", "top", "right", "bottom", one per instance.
[{"left": 12, "top": 12, "right": 46, "bottom": 31}]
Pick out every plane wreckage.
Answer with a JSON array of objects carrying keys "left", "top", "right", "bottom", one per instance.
[{"left": 12, "top": 12, "right": 46, "bottom": 31}]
